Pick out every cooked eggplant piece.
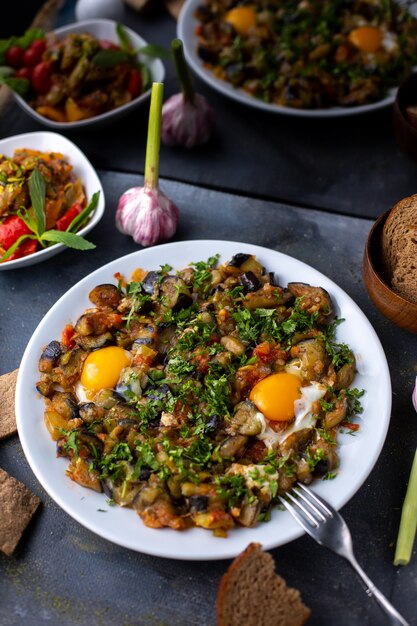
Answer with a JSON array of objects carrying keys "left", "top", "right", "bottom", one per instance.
[
  {"left": 74, "top": 311, "right": 123, "bottom": 336},
  {"left": 228, "top": 253, "right": 251, "bottom": 268},
  {"left": 236, "top": 495, "right": 261, "bottom": 527},
  {"left": 39, "top": 340, "right": 64, "bottom": 373},
  {"left": 36, "top": 375, "right": 54, "bottom": 397},
  {"left": 49, "top": 391, "right": 79, "bottom": 420},
  {"left": 239, "top": 271, "right": 262, "bottom": 293},
  {"left": 154, "top": 323, "right": 176, "bottom": 355},
  {"left": 79, "top": 402, "right": 105, "bottom": 423},
  {"left": 159, "top": 276, "right": 193, "bottom": 311},
  {"left": 228, "top": 401, "right": 264, "bottom": 436},
  {"left": 67, "top": 457, "right": 102, "bottom": 492},
  {"left": 217, "top": 435, "right": 248, "bottom": 459},
  {"left": 243, "top": 283, "right": 287, "bottom": 310},
  {"left": 226, "top": 254, "right": 264, "bottom": 277},
  {"left": 75, "top": 331, "right": 113, "bottom": 351},
  {"left": 50, "top": 347, "right": 88, "bottom": 389},
  {"left": 289, "top": 338, "right": 330, "bottom": 381},
  {"left": 220, "top": 335, "right": 245, "bottom": 356},
  {"left": 287, "top": 282, "right": 333, "bottom": 323},
  {"left": 133, "top": 323, "right": 157, "bottom": 346},
  {"left": 115, "top": 367, "right": 144, "bottom": 403},
  {"left": 89, "top": 284, "right": 121, "bottom": 310},
  {"left": 205, "top": 413, "right": 220, "bottom": 431},
  {"left": 334, "top": 358, "right": 356, "bottom": 390},
  {"left": 324, "top": 397, "right": 348, "bottom": 429},
  {"left": 141, "top": 271, "right": 162, "bottom": 295},
  {"left": 189, "top": 495, "right": 209, "bottom": 513}
]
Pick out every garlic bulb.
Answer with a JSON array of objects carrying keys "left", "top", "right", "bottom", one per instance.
[
  {"left": 116, "top": 185, "right": 178, "bottom": 247},
  {"left": 115, "top": 82, "right": 179, "bottom": 247},
  {"left": 161, "top": 39, "right": 214, "bottom": 149},
  {"left": 162, "top": 92, "right": 214, "bottom": 148}
]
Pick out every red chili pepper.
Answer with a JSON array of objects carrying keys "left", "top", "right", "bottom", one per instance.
[
  {"left": 56, "top": 203, "right": 83, "bottom": 231},
  {"left": 61, "top": 323, "right": 75, "bottom": 349},
  {"left": 0, "top": 215, "right": 32, "bottom": 250},
  {"left": 7, "top": 239, "right": 37, "bottom": 260},
  {"left": 127, "top": 69, "right": 142, "bottom": 97}
]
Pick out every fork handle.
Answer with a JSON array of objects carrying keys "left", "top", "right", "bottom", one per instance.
[{"left": 347, "top": 554, "right": 409, "bottom": 626}]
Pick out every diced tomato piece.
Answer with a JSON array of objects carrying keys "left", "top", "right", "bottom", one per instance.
[
  {"left": 7, "top": 239, "right": 37, "bottom": 260},
  {"left": 127, "top": 69, "right": 142, "bottom": 97},
  {"left": 56, "top": 203, "right": 83, "bottom": 231},
  {"left": 61, "top": 323, "right": 75, "bottom": 349},
  {"left": 0, "top": 216, "right": 32, "bottom": 250},
  {"left": 100, "top": 39, "right": 120, "bottom": 50}
]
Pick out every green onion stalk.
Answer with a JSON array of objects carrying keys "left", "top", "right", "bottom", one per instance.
[
  {"left": 394, "top": 378, "right": 417, "bottom": 566},
  {"left": 115, "top": 82, "right": 179, "bottom": 247}
]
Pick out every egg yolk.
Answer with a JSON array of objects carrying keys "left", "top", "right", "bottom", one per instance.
[
  {"left": 80, "top": 346, "right": 132, "bottom": 393},
  {"left": 249, "top": 372, "right": 301, "bottom": 422},
  {"left": 225, "top": 7, "right": 256, "bottom": 35},
  {"left": 348, "top": 26, "right": 382, "bottom": 53}
]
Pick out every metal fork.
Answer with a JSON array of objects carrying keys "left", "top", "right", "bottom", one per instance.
[{"left": 279, "top": 483, "right": 409, "bottom": 626}]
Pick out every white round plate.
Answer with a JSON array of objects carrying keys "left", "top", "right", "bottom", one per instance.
[
  {"left": 13, "top": 19, "right": 165, "bottom": 130},
  {"left": 0, "top": 131, "right": 105, "bottom": 270},
  {"left": 16, "top": 240, "right": 391, "bottom": 560},
  {"left": 178, "top": 0, "right": 399, "bottom": 118}
]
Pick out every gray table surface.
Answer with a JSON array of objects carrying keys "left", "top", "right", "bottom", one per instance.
[{"left": 1, "top": 171, "right": 417, "bottom": 626}]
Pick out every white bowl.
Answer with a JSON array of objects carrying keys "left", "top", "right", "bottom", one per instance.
[
  {"left": 178, "top": 0, "right": 400, "bottom": 118},
  {"left": 17, "top": 240, "right": 391, "bottom": 559},
  {"left": 13, "top": 19, "right": 165, "bottom": 130},
  {"left": 0, "top": 131, "right": 105, "bottom": 270}
]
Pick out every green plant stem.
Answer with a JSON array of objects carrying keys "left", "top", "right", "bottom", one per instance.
[
  {"left": 171, "top": 38, "right": 194, "bottom": 103},
  {"left": 144, "top": 82, "right": 164, "bottom": 190},
  {"left": 394, "top": 448, "right": 417, "bottom": 565}
]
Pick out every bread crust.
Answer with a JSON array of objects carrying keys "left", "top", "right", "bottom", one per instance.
[
  {"left": 381, "top": 195, "right": 417, "bottom": 304},
  {"left": 216, "top": 543, "right": 311, "bottom": 626}
]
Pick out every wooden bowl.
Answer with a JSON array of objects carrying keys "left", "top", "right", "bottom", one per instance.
[
  {"left": 363, "top": 210, "right": 417, "bottom": 333},
  {"left": 393, "top": 72, "right": 417, "bottom": 161}
]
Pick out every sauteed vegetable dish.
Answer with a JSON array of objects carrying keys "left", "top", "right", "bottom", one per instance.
[
  {"left": 37, "top": 254, "right": 363, "bottom": 534},
  {"left": 0, "top": 149, "right": 87, "bottom": 262},
  {"left": 1, "top": 26, "right": 150, "bottom": 123},
  {"left": 195, "top": 0, "right": 417, "bottom": 109}
]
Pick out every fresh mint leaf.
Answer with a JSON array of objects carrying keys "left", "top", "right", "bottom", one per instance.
[
  {"left": 0, "top": 234, "right": 34, "bottom": 262},
  {"left": 68, "top": 191, "right": 100, "bottom": 233},
  {"left": 116, "top": 23, "right": 133, "bottom": 55},
  {"left": 137, "top": 44, "right": 171, "bottom": 59},
  {"left": 0, "top": 66, "right": 14, "bottom": 78},
  {"left": 0, "top": 75, "right": 30, "bottom": 97},
  {"left": 41, "top": 230, "right": 96, "bottom": 250},
  {"left": 92, "top": 50, "right": 129, "bottom": 68},
  {"left": 29, "top": 168, "right": 46, "bottom": 235}
]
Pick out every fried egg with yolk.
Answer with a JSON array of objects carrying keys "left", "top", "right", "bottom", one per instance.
[
  {"left": 249, "top": 372, "right": 302, "bottom": 421},
  {"left": 76, "top": 346, "right": 132, "bottom": 401},
  {"left": 254, "top": 379, "right": 328, "bottom": 450}
]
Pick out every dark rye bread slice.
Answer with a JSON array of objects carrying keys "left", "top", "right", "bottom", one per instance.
[
  {"left": 217, "top": 543, "right": 311, "bottom": 626},
  {"left": 381, "top": 195, "right": 417, "bottom": 304}
]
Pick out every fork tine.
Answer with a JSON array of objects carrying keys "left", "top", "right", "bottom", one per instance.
[
  {"left": 279, "top": 495, "right": 318, "bottom": 534},
  {"left": 297, "top": 483, "right": 335, "bottom": 517},
  {"left": 285, "top": 491, "right": 319, "bottom": 526},
  {"left": 292, "top": 487, "right": 328, "bottom": 523}
]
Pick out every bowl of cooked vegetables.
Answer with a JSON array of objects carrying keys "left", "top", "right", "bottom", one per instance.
[
  {"left": 178, "top": 0, "right": 417, "bottom": 116},
  {"left": 0, "top": 19, "right": 165, "bottom": 129},
  {"left": 0, "top": 131, "right": 105, "bottom": 269}
]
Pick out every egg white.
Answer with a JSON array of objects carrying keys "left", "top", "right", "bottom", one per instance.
[{"left": 257, "top": 381, "right": 327, "bottom": 450}]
